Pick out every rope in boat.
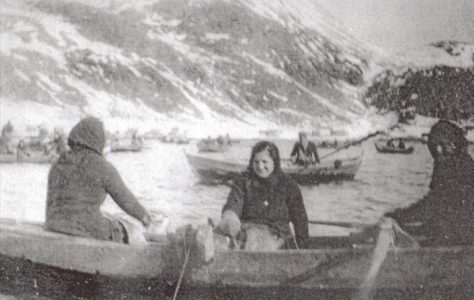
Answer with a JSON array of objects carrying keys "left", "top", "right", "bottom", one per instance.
[
  {"left": 354, "top": 220, "right": 394, "bottom": 300},
  {"left": 353, "top": 218, "right": 419, "bottom": 300},
  {"left": 172, "top": 235, "right": 192, "bottom": 300}
]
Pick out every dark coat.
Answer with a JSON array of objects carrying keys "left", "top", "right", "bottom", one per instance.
[
  {"left": 223, "top": 171, "right": 309, "bottom": 248},
  {"left": 45, "top": 117, "right": 148, "bottom": 242},
  {"left": 385, "top": 121, "right": 474, "bottom": 246},
  {"left": 291, "top": 141, "right": 320, "bottom": 165}
]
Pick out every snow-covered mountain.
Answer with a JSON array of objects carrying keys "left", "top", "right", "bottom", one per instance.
[
  {"left": 0, "top": 0, "right": 384, "bottom": 137},
  {"left": 2, "top": 0, "right": 470, "bottom": 139}
]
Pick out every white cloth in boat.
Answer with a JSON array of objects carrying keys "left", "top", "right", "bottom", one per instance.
[
  {"left": 105, "top": 212, "right": 169, "bottom": 245},
  {"left": 214, "top": 222, "right": 285, "bottom": 251}
]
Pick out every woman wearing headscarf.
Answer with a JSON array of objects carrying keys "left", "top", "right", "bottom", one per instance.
[
  {"left": 218, "top": 141, "right": 309, "bottom": 250},
  {"left": 45, "top": 117, "right": 152, "bottom": 243},
  {"left": 384, "top": 120, "right": 474, "bottom": 246}
]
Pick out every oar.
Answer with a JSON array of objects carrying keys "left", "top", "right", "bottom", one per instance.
[
  {"left": 309, "top": 219, "right": 423, "bottom": 230},
  {"left": 319, "top": 130, "right": 383, "bottom": 160},
  {"left": 308, "top": 219, "right": 372, "bottom": 229}
]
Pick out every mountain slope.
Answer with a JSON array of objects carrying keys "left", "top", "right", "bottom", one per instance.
[{"left": 0, "top": 0, "right": 380, "bottom": 136}]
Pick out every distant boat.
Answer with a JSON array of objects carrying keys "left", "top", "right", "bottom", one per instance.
[
  {"left": 197, "top": 138, "right": 231, "bottom": 153},
  {"left": 159, "top": 135, "right": 190, "bottom": 144},
  {"left": 110, "top": 139, "right": 144, "bottom": 152},
  {"left": 184, "top": 148, "right": 362, "bottom": 185},
  {"left": 0, "top": 152, "right": 57, "bottom": 164},
  {"left": 374, "top": 143, "right": 414, "bottom": 154}
]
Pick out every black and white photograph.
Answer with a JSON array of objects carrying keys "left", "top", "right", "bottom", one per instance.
[{"left": 0, "top": 0, "right": 473, "bottom": 299}]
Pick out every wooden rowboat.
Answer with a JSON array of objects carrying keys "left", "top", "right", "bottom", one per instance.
[
  {"left": 374, "top": 143, "right": 414, "bottom": 154},
  {"left": 184, "top": 149, "right": 362, "bottom": 185},
  {"left": 0, "top": 153, "right": 57, "bottom": 164},
  {"left": 0, "top": 218, "right": 472, "bottom": 299},
  {"left": 110, "top": 139, "right": 144, "bottom": 152}
]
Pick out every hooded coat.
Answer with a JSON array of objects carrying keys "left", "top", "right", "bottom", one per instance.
[
  {"left": 45, "top": 117, "right": 149, "bottom": 242},
  {"left": 385, "top": 120, "right": 474, "bottom": 245}
]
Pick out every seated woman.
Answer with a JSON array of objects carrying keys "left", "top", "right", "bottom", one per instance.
[
  {"left": 45, "top": 117, "right": 152, "bottom": 243},
  {"left": 218, "top": 141, "right": 309, "bottom": 250},
  {"left": 383, "top": 120, "right": 473, "bottom": 246}
]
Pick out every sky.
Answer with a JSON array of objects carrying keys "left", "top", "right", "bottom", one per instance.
[{"left": 314, "top": 0, "right": 474, "bottom": 53}]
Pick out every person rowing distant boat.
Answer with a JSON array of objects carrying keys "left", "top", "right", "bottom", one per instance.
[
  {"left": 380, "top": 120, "right": 474, "bottom": 246},
  {"left": 290, "top": 131, "right": 320, "bottom": 166},
  {"left": 45, "top": 117, "right": 154, "bottom": 243},
  {"left": 397, "top": 138, "right": 406, "bottom": 149},
  {"left": 218, "top": 141, "right": 309, "bottom": 250}
]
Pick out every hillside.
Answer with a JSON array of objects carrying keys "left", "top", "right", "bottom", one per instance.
[
  {"left": 365, "top": 41, "right": 474, "bottom": 123},
  {"left": 0, "top": 0, "right": 382, "bottom": 137}
]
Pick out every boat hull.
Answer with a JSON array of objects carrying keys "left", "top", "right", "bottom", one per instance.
[
  {"left": 185, "top": 151, "right": 361, "bottom": 185},
  {"left": 1, "top": 219, "right": 473, "bottom": 299},
  {"left": 374, "top": 143, "right": 414, "bottom": 154}
]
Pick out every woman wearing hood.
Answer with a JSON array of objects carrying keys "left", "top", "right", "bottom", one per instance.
[
  {"left": 45, "top": 117, "right": 152, "bottom": 243},
  {"left": 384, "top": 120, "right": 473, "bottom": 246},
  {"left": 218, "top": 141, "right": 309, "bottom": 250}
]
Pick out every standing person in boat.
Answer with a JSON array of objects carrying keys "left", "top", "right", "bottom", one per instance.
[
  {"left": 45, "top": 117, "right": 152, "bottom": 243},
  {"left": 383, "top": 120, "right": 474, "bottom": 246},
  {"left": 398, "top": 138, "right": 406, "bottom": 149},
  {"left": 0, "top": 121, "right": 14, "bottom": 154},
  {"left": 16, "top": 140, "right": 30, "bottom": 159},
  {"left": 218, "top": 141, "right": 309, "bottom": 250},
  {"left": 290, "top": 131, "right": 320, "bottom": 166}
]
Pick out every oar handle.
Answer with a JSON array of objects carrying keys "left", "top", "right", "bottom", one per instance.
[{"left": 308, "top": 220, "right": 372, "bottom": 229}]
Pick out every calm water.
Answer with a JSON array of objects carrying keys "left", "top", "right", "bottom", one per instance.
[{"left": 4, "top": 138, "right": 472, "bottom": 236}]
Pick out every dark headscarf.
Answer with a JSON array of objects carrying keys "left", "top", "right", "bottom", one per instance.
[
  {"left": 427, "top": 120, "right": 468, "bottom": 160},
  {"left": 67, "top": 117, "right": 105, "bottom": 155},
  {"left": 427, "top": 120, "right": 472, "bottom": 190},
  {"left": 246, "top": 141, "right": 283, "bottom": 185}
]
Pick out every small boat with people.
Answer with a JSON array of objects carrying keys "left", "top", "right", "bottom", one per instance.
[
  {"left": 0, "top": 218, "right": 472, "bottom": 299},
  {"left": 159, "top": 127, "right": 190, "bottom": 144},
  {"left": 196, "top": 135, "right": 232, "bottom": 153},
  {"left": 184, "top": 147, "right": 362, "bottom": 185},
  {"left": 110, "top": 139, "right": 144, "bottom": 152},
  {"left": 374, "top": 143, "right": 414, "bottom": 154},
  {"left": 374, "top": 138, "right": 414, "bottom": 155}
]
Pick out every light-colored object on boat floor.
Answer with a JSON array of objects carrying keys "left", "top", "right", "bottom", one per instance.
[
  {"left": 108, "top": 212, "right": 169, "bottom": 245},
  {"left": 218, "top": 210, "right": 241, "bottom": 238},
  {"left": 114, "top": 215, "right": 148, "bottom": 246},
  {"left": 240, "top": 223, "right": 284, "bottom": 251},
  {"left": 214, "top": 223, "right": 284, "bottom": 251},
  {"left": 195, "top": 224, "right": 215, "bottom": 263}
]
